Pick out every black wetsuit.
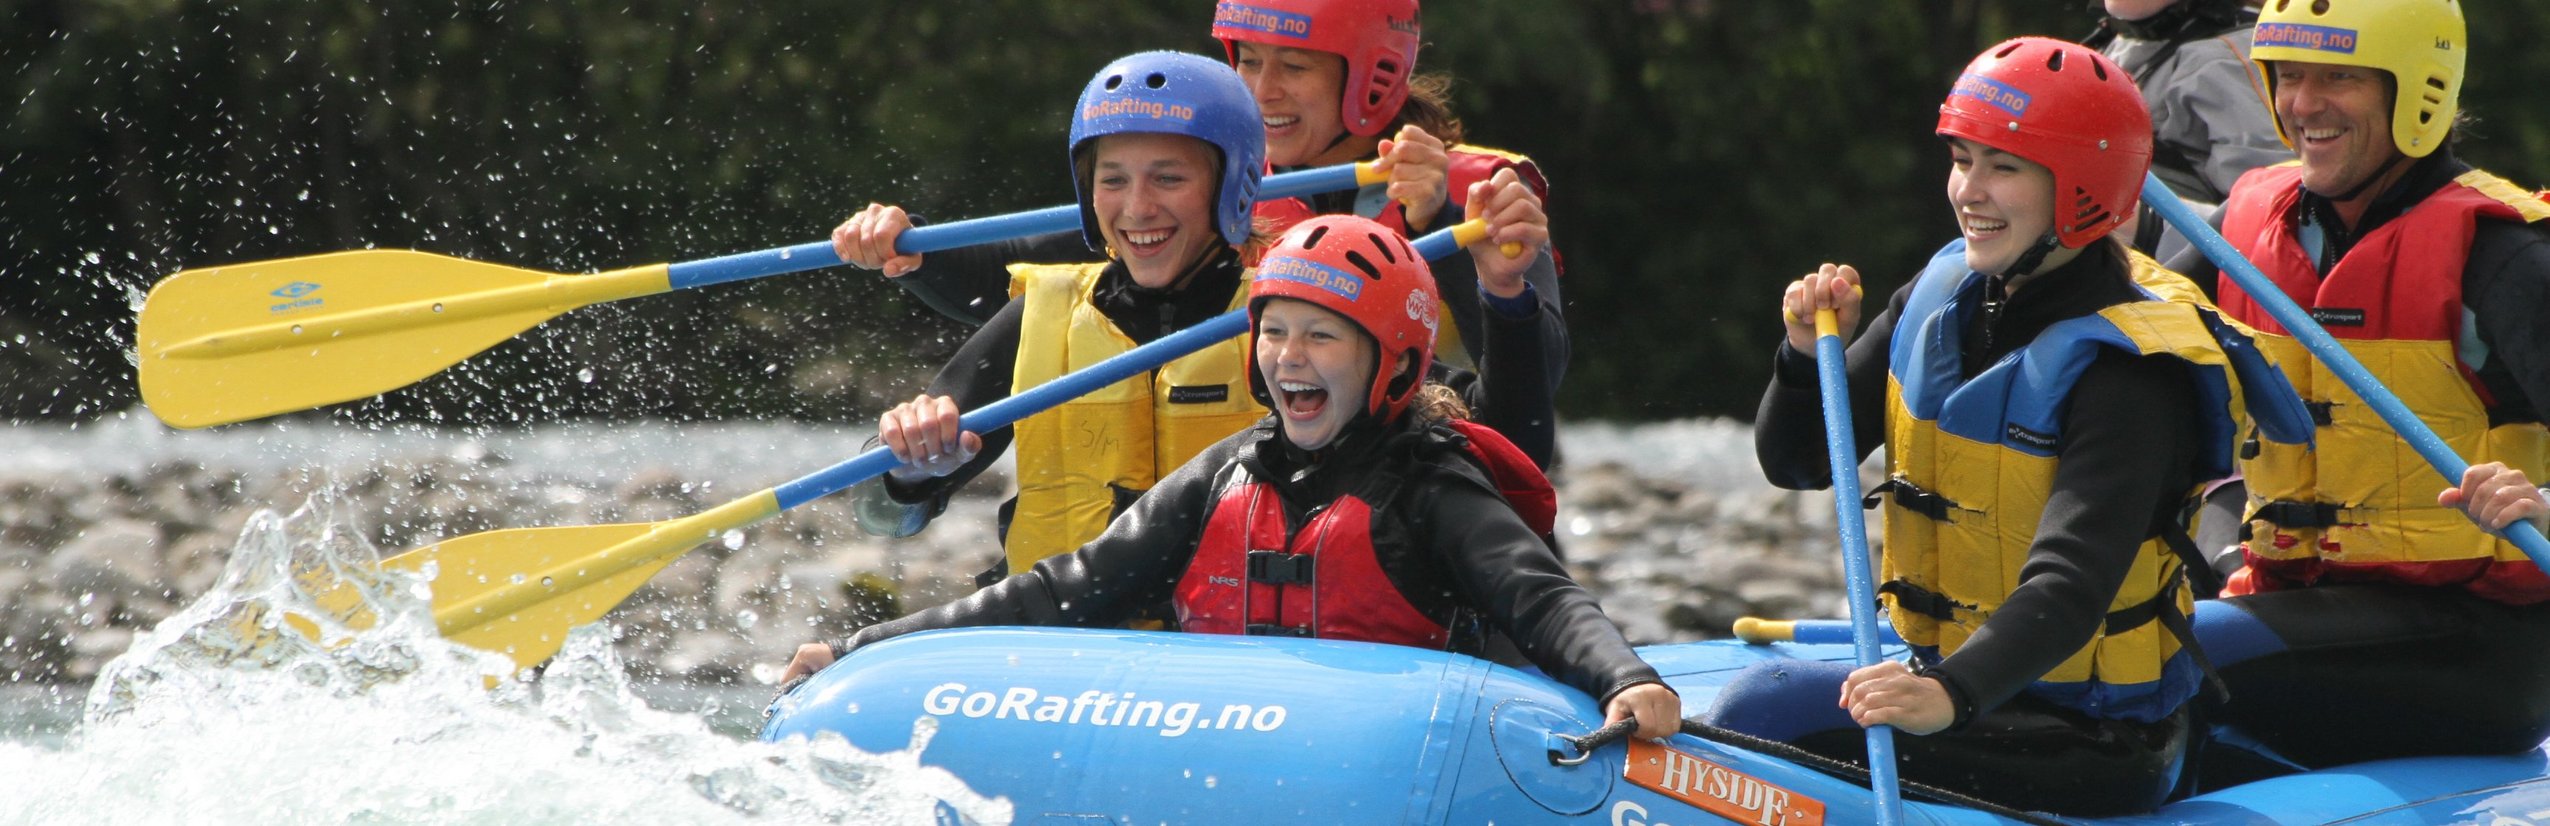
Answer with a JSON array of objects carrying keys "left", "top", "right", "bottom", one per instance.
[
  {"left": 1736, "top": 243, "right": 2203, "bottom": 816},
  {"left": 837, "top": 414, "right": 1664, "bottom": 708}
]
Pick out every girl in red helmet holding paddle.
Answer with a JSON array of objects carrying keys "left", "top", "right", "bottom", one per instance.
[
  {"left": 787, "top": 214, "right": 1678, "bottom": 740},
  {"left": 1710, "top": 38, "right": 2311, "bottom": 815}
]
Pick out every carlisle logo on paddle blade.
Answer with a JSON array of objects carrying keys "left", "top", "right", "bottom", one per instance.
[{"left": 268, "top": 281, "right": 324, "bottom": 313}]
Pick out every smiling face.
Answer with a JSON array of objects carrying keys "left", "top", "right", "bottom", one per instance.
[
  {"left": 1088, "top": 132, "right": 1224, "bottom": 289},
  {"left": 1233, "top": 42, "right": 1355, "bottom": 167},
  {"left": 2271, "top": 60, "right": 2402, "bottom": 199},
  {"left": 1945, "top": 137, "right": 2081, "bottom": 276},
  {"left": 1255, "top": 297, "right": 1380, "bottom": 451}
]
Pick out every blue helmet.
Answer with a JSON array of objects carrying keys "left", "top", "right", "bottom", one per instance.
[{"left": 1069, "top": 51, "right": 1266, "bottom": 249}]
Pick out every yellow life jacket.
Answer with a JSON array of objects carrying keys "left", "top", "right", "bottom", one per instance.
[
  {"left": 1879, "top": 241, "right": 2312, "bottom": 720},
  {"left": 1002, "top": 263, "right": 1263, "bottom": 574},
  {"left": 2215, "top": 165, "right": 2550, "bottom": 595}
]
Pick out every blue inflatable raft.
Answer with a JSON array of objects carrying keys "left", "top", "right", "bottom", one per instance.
[{"left": 761, "top": 627, "right": 2550, "bottom": 824}]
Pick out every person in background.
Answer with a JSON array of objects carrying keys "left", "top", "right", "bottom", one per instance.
[
  {"left": 2088, "top": 0, "right": 2292, "bottom": 263},
  {"left": 785, "top": 214, "right": 1678, "bottom": 741},
  {"left": 1712, "top": 37, "right": 2310, "bottom": 816},
  {"left": 2172, "top": 0, "right": 2550, "bottom": 779}
]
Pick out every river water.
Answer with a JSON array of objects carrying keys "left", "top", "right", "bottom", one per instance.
[{"left": 0, "top": 414, "right": 1810, "bottom": 824}]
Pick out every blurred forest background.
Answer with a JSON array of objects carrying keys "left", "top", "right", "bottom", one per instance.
[{"left": 7, "top": 0, "right": 2550, "bottom": 425}]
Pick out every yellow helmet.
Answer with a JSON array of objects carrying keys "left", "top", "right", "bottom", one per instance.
[{"left": 2251, "top": 0, "right": 2465, "bottom": 158}]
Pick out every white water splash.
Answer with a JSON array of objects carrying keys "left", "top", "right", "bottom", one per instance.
[{"left": 0, "top": 490, "right": 1011, "bottom": 825}]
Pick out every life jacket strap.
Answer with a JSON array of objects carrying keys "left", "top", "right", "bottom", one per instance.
[
  {"left": 1867, "top": 477, "right": 1963, "bottom": 522},
  {"left": 1878, "top": 579, "right": 1975, "bottom": 622},
  {"left": 2253, "top": 500, "right": 2348, "bottom": 529}
]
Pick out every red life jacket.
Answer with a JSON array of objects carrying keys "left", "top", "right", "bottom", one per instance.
[
  {"left": 2215, "top": 164, "right": 2550, "bottom": 603},
  {"left": 1171, "top": 420, "right": 1557, "bottom": 646}
]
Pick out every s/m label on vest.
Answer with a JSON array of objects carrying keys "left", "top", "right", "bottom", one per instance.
[
  {"left": 1623, "top": 740, "right": 1826, "bottom": 826},
  {"left": 1167, "top": 385, "right": 1230, "bottom": 404}
]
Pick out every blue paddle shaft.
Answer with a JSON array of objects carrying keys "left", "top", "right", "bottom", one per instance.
[
  {"left": 1813, "top": 328, "right": 1905, "bottom": 824},
  {"left": 767, "top": 217, "right": 1471, "bottom": 511},
  {"left": 664, "top": 164, "right": 1368, "bottom": 290},
  {"left": 2140, "top": 174, "right": 2550, "bottom": 566}
]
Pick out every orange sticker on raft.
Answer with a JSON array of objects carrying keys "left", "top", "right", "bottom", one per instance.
[{"left": 1624, "top": 739, "right": 1827, "bottom": 826}]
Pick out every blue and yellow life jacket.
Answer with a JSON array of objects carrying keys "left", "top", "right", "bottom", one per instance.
[{"left": 1879, "top": 240, "right": 2312, "bottom": 721}]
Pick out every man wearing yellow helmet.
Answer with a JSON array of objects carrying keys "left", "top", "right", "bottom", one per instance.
[{"left": 2168, "top": 0, "right": 2550, "bottom": 775}]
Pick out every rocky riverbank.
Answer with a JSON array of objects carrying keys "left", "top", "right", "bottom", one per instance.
[{"left": 0, "top": 418, "right": 1870, "bottom": 685}]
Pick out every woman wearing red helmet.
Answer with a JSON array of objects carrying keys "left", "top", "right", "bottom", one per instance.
[
  {"left": 1215, "top": 0, "right": 1570, "bottom": 410},
  {"left": 1707, "top": 38, "right": 2312, "bottom": 815},
  {"left": 787, "top": 214, "right": 1679, "bottom": 740}
]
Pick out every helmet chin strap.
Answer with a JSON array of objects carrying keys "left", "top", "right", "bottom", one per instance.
[
  {"left": 1999, "top": 231, "right": 2067, "bottom": 282},
  {"left": 2316, "top": 152, "right": 2408, "bottom": 205}
]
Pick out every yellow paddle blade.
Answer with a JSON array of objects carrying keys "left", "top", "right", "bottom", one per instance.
[
  {"left": 381, "top": 490, "right": 782, "bottom": 670},
  {"left": 384, "top": 523, "right": 674, "bottom": 670},
  {"left": 136, "top": 250, "right": 671, "bottom": 429}
]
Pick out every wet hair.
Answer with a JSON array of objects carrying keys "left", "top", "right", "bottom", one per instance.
[
  {"left": 1391, "top": 73, "right": 1467, "bottom": 145},
  {"left": 1409, "top": 382, "right": 1471, "bottom": 424}
]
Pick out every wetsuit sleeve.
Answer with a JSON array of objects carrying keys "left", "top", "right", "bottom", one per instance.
[
  {"left": 1754, "top": 280, "right": 1909, "bottom": 490},
  {"left": 849, "top": 299, "right": 1026, "bottom": 536},
  {"left": 1924, "top": 351, "right": 2201, "bottom": 716},
  {"left": 1430, "top": 237, "right": 1570, "bottom": 396},
  {"left": 1471, "top": 291, "right": 1559, "bottom": 470},
  {"left": 842, "top": 431, "right": 1241, "bottom": 650},
  {"left": 891, "top": 229, "right": 1096, "bottom": 327},
  {"left": 1421, "top": 462, "right": 1666, "bottom": 704},
  {"left": 2465, "top": 221, "right": 2550, "bottom": 420}
]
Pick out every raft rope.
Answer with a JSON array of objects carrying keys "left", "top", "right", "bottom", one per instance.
[{"left": 1552, "top": 718, "right": 2074, "bottom": 826}]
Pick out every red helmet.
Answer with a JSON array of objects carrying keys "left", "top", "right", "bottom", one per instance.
[
  {"left": 1936, "top": 37, "right": 2153, "bottom": 248},
  {"left": 1211, "top": 0, "right": 1421, "bottom": 137},
  {"left": 1248, "top": 215, "right": 1439, "bottom": 420}
]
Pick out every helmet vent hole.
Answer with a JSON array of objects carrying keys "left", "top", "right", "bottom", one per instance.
[
  {"left": 2045, "top": 49, "right": 2065, "bottom": 72},
  {"left": 1303, "top": 225, "right": 1331, "bottom": 248},
  {"left": 1104, "top": 75, "right": 1124, "bottom": 91},
  {"left": 1144, "top": 72, "right": 1168, "bottom": 89},
  {"left": 2311, "top": 0, "right": 2329, "bottom": 13},
  {"left": 1343, "top": 250, "right": 1385, "bottom": 281},
  {"left": 2092, "top": 60, "right": 2108, "bottom": 81},
  {"left": 1995, "top": 43, "right": 2022, "bottom": 59},
  {"left": 1367, "top": 233, "right": 1399, "bottom": 264}
]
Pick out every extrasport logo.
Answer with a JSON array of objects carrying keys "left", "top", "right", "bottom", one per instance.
[
  {"left": 2255, "top": 22, "right": 2359, "bottom": 55},
  {"left": 1950, "top": 72, "right": 2030, "bottom": 119},
  {"left": 921, "top": 682, "right": 1288, "bottom": 738},
  {"left": 268, "top": 281, "right": 324, "bottom": 314},
  {"left": 1215, "top": 1, "right": 1313, "bottom": 40},
  {"left": 1259, "top": 255, "right": 1364, "bottom": 301}
]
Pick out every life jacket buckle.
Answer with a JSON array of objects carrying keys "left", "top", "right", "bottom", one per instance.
[
  {"left": 2254, "top": 500, "right": 2346, "bottom": 529},
  {"left": 1246, "top": 550, "right": 1315, "bottom": 586}
]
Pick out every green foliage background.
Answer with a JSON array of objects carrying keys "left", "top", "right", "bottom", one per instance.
[{"left": 7, "top": 1, "right": 2548, "bottom": 424}]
